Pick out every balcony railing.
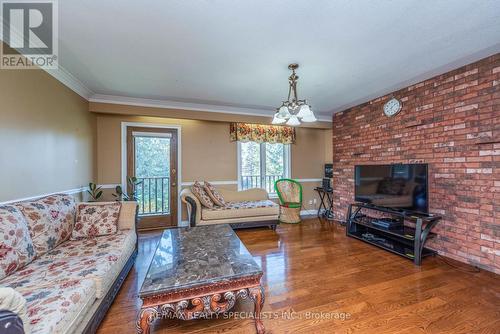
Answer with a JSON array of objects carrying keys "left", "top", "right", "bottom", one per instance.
[
  {"left": 136, "top": 177, "right": 170, "bottom": 216},
  {"left": 241, "top": 175, "right": 283, "bottom": 194}
]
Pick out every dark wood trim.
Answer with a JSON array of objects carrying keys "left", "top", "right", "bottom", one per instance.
[
  {"left": 126, "top": 126, "right": 178, "bottom": 229},
  {"left": 184, "top": 196, "right": 198, "bottom": 227},
  {"left": 139, "top": 275, "right": 262, "bottom": 303},
  {"left": 137, "top": 275, "right": 264, "bottom": 334},
  {"left": 230, "top": 220, "right": 279, "bottom": 231}
]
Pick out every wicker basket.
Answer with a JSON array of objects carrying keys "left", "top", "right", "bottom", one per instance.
[{"left": 279, "top": 206, "right": 301, "bottom": 224}]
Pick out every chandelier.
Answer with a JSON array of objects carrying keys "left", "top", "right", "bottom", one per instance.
[{"left": 272, "top": 63, "right": 317, "bottom": 126}]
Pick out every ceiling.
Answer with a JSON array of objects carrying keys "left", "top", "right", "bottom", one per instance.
[{"left": 55, "top": 0, "right": 500, "bottom": 120}]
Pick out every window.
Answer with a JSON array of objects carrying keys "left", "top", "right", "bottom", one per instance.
[{"left": 238, "top": 141, "right": 290, "bottom": 194}]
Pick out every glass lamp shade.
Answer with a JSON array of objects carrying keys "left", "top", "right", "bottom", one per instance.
[
  {"left": 286, "top": 115, "right": 301, "bottom": 126},
  {"left": 300, "top": 106, "right": 317, "bottom": 122},
  {"left": 276, "top": 105, "right": 291, "bottom": 119},
  {"left": 296, "top": 104, "right": 311, "bottom": 118},
  {"left": 272, "top": 112, "right": 287, "bottom": 124}
]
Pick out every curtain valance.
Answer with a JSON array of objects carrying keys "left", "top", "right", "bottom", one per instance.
[{"left": 229, "top": 123, "right": 296, "bottom": 144}]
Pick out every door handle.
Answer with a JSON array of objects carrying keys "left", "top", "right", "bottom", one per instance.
[{"left": 171, "top": 182, "right": 177, "bottom": 187}]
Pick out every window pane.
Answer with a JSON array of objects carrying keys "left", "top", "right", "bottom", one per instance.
[
  {"left": 134, "top": 136, "right": 170, "bottom": 215},
  {"left": 135, "top": 137, "right": 170, "bottom": 177},
  {"left": 240, "top": 141, "right": 261, "bottom": 189},
  {"left": 265, "top": 143, "right": 285, "bottom": 193}
]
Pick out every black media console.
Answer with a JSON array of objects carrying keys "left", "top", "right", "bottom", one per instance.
[{"left": 346, "top": 203, "right": 442, "bottom": 265}]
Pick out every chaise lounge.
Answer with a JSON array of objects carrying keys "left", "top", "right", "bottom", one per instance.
[{"left": 180, "top": 185, "right": 279, "bottom": 230}]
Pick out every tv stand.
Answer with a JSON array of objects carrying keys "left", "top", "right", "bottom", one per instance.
[{"left": 346, "top": 203, "right": 441, "bottom": 265}]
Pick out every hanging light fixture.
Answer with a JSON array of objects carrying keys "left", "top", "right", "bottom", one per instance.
[{"left": 272, "top": 63, "right": 317, "bottom": 126}]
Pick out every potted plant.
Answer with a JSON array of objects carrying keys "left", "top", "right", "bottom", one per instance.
[
  {"left": 113, "top": 177, "right": 142, "bottom": 201},
  {"left": 87, "top": 183, "right": 103, "bottom": 202}
]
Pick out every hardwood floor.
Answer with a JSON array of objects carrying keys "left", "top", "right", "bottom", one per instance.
[{"left": 98, "top": 218, "right": 500, "bottom": 334}]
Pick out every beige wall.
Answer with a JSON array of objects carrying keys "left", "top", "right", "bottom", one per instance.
[
  {"left": 95, "top": 114, "right": 332, "bottom": 220},
  {"left": 0, "top": 65, "right": 95, "bottom": 202}
]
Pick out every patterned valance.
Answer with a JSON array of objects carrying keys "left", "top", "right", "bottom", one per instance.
[{"left": 229, "top": 123, "right": 296, "bottom": 144}]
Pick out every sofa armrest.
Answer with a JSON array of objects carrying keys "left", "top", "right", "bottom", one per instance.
[
  {"left": 180, "top": 188, "right": 201, "bottom": 226},
  {"left": 0, "top": 287, "right": 30, "bottom": 333},
  {"left": 118, "top": 201, "right": 138, "bottom": 230},
  {"left": 218, "top": 188, "right": 269, "bottom": 202}
]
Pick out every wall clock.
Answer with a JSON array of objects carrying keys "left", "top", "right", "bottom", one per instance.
[{"left": 383, "top": 97, "right": 402, "bottom": 117}]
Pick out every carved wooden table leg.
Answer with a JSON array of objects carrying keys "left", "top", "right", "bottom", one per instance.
[
  {"left": 136, "top": 307, "right": 158, "bottom": 334},
  {"left": 249, "top": 286, "right": 265, "bottom": 334}
]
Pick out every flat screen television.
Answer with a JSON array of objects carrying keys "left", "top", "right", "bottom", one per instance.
[{"left": 354, "top": 163, "right": 428, "bottom": 213}]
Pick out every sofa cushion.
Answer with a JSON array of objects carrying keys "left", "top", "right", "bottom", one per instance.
[
  {"left": 2, "top": 230, "right": 137, "bottom": 299},
  {"left": 72, "top": 202, "right": 121, "bottom": 239},
  {"left": 202, "top": 200, "right": 279, "bottom": 220},
  {"left": 22, "top": 278, "right": 96, "bottom": 334},
  {"left": 0, "top": 206, "right": 36, "bottom": 280},
  {"left": 15, "top": 194, "right": 75, "bottom": 257},
  {"left": 117, "top": 201, "right": 137, "bottom": 230},
  {"left": 46, "top": 230, "right": 136, "bottom": 260},
  {"left": 203, "top": 181, "right": 226, "bottom": 207},
  {"left": 191, "top": 181, "right": 216, "bottom": 208}
]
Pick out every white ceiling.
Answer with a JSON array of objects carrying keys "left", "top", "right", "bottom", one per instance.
[{"left": 56, "top": 0, "right": 500, "bottom": 120}]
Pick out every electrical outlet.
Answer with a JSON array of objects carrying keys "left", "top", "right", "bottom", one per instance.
[
  {"left": 308, "top": 200, "right": 313, "bottom": 205},
  {"left": 313, "top": 198, "right": 317, "bottom": 205}
]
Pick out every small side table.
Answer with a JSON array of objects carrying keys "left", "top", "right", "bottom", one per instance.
[{"left": 314, "top": 187, "right": 334, "bottom": 220}]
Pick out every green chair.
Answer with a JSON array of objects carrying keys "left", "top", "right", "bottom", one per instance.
[{"left": 275, "top": 179, "right": 303, "bottom": 224}]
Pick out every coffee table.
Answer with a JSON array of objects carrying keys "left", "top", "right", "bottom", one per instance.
[{"left": 136, "top": 224, "right": 265, "bottom": 334}]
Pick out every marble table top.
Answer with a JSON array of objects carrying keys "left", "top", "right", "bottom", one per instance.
[{"left": 140, "top": 224, "right": 263, "bottom": 297}]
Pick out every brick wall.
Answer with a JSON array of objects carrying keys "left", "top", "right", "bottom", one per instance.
[{"left": 332, "top": 54, "right": 499, "bottom": 273}]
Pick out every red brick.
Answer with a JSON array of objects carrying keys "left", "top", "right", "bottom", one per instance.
[{"left": 332, "top": 54, "right": 499, "bottom": 273}]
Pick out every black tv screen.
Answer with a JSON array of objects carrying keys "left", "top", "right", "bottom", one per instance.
[{"left": 354, "top": 164, "right": 428, "bottom": 213}]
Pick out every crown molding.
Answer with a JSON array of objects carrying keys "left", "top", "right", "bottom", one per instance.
[
  {"left": 45, "top": 66, "right": 93, "bottom": 99},
  {"left": 89, "top": 94, "right": 333, "bottom": 122},
  {"left": 1, "top": 22, "right": 94, "bottom": 100}
]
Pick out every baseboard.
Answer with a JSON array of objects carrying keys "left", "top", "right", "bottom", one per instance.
[{"left": 300, "top": 209, "right": 319, "bottom": 216}]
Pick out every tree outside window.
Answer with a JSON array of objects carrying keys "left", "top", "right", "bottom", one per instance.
[{"left": 238, "top": 141, "right": 290, "bottom": 194}]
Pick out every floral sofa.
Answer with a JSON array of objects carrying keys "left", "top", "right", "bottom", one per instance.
[
  {"left": 0, "top": 194, "right": 138, "bottom": 334},
  {"left": 180, "top": 185, "right": 279, "bottom": 230}
]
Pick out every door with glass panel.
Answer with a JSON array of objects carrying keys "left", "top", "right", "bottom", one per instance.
[{"left": 127, "top": 127, "right": 178, "bottom": 229}]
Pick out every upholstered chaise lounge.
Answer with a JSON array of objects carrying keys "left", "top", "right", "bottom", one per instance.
[
  {"left": 180, "top": 186, "right": 279, "bottom": 230},
  {"left": 0, "top": 195, "right": 138, "bottom": 334}
]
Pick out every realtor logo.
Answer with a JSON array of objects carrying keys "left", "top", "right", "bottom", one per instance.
[{"left": 1, "top": 0, "right": 58, "bottom": 69}]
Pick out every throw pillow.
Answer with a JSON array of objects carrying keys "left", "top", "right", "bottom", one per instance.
[
  {"left": 0, "top": 205, "right": 36, "bottom": 280},
  {"left": 72, "top": 202, "right": 122, "bottom": 239},
  {"left": 203, "top": 181, "right": 226, "bottom": 207},
  {"left": 191, "top": 181, "right": 215, "bottom": 208},
  {"left": 15, "top": 194, "right": 76, "bottom": 256}
]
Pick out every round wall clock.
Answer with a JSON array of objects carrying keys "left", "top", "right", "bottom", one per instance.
[{"left": 383, "top": 97, "right": 402, "bottom": 117}]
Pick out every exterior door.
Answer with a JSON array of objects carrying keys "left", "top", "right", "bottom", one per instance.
[{"left": 127, "top": 127, "right": 178, "bottom": 230}]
